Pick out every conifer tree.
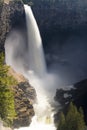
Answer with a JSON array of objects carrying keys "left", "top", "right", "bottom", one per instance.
[
  {"left": 57, "top": 102, "right": 86, "bottom": 130},
  {"left": 58, "top": 112, "right": 65, "bottom": 130},
  {"left": 76, "top": 107, "right": 86, "bottom": 130},
  {"left": 0, "top": 53, "right": 17, "bottom": 126}
]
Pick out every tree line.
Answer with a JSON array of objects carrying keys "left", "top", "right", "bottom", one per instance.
[{"left": 57, "top": 102, "right": 86, "bottom": 130}]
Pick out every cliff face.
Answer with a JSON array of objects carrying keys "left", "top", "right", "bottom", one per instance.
[
  {"left": 13, "top": 82, "right": 36, "bottom": 128},
  {"left": 32, "top": 1, "right": 87, "bottom": 51},
  {"left": 0, "top": 0, "right": 36, "bottom": 128},
  {"left": 0, "top": 0, "right": 25, "bottom": 52},
  {"left": 33, "top": 0, "right": 87, "bottom": 31},
  {"left": 1, "top": 0, "right": 87, "bottom": 51},
  {"left": 8, "top": 68, "right": 36, "bottom": 128}
]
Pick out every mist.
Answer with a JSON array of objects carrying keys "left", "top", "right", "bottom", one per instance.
[
  {"left": 45, "top": 31, "right": 87, "bottom": 85},
  {"left": 5, "top": 29, "right": 29, "bottom": 73},
  {"left": 4, "top": 3, "right": 87, "bottom": 130}
]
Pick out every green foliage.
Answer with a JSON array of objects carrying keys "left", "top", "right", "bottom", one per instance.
[
  {"left": 58, "top": 102, "right": 86, "bottom": 130},
  {"left": 58, "top": 112, "right": 65, "bottom": 130},
  {"left": 0, "top": 53, "right": 17, "bottom": 127}
]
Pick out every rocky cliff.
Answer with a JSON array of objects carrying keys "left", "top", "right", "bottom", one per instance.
[
  {"left": 13, "top": 82, "right": 36, "bottom": 128},
  {"left": 8, "top": 68, "right": 36, "bottom": 128},
  {"left": 32, "top": 0, "right": 87, "bottom": 53},
  {"left": 1, "top": 0, "right": 87, "bottom": 52},
  {"left": 0, "top": 0, "right": 25, "bottom": 52},
  {"left": 0, "top": 0, "right": 36, "bottom": 128},
  {"left": 32, "top": 0, "right": 87, "bottom": 32}
]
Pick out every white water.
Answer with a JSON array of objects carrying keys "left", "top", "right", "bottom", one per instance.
[
  {"left": 18, "top": 5, "right": 56, "bottom": 130},
  {"left": 24, "top": 5, "right": 46, "bottom": 76},
  {"left": 4, "top": 4, "right": 57, "bottom": 130}
]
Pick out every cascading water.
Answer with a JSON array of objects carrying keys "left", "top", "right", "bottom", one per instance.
[
  {"left": 16, "top": 5, "right": 56, "bottom": 130},
  {"left": 24, "top": 5, "right": 46, "bottom": 76},
  {"left": 5, "top": 4, "right": 57, "bottom": 130}
]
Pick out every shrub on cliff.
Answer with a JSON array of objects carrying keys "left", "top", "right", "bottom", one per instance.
[{"left": 0, "top": 53, "right": 17, "bottom": 127}]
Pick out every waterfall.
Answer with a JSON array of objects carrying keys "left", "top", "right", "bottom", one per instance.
[
  {"left": 19, "top": 5, "right": 56, "bottom": 130},
  {"left": 24, "top": 5, "right": 46, "bottom": 76},
  {"left": 5, "top": 4, "right": 57, "bottom": 130}
]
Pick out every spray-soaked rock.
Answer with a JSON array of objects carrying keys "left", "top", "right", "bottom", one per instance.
[{"left": 13, "top": 82, "right": 36, "bottom": 128}]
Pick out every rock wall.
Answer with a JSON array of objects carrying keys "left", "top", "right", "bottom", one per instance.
[
  {"left": 32, "top": 0, "right": 87, "bottom": 31},
  {"left": 32, "top": 1, "right": 87, "bottom": 51},
  {"left": 13, "top": 82, "right": 36, "bottom": 128},
  {"left": 0, "top": 0, "right": 25, "bottom": 52},
  {"left": 8, "top": 68, "right": 36, "bottom": 128},
  {"left": 1, "top": 0, "right": 87, "bottom": 52}
]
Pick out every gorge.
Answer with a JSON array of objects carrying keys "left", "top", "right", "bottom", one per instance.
[{"left": 0, "top": 0, "right": 87, "bottom": 130}]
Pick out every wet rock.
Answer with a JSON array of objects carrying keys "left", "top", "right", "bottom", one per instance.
[{"left": 13, "top": 81, "right": 36, "bottom": 128}]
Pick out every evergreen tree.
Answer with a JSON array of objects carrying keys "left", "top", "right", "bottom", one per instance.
[
  {"left": 65, "top": 102, "right": 78, "bottom": 130},
  {"left": 57, "top": 102, "right": 86, "bottom": 130},
  {"left": 76, "top": 107, "right": 86, "bottom": 130},
  {"left": 0, "top": 53, "right": 17, "bottom": 126},
  {"left": 58, "top": 112, "right": 65, "bottom": 130}
]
